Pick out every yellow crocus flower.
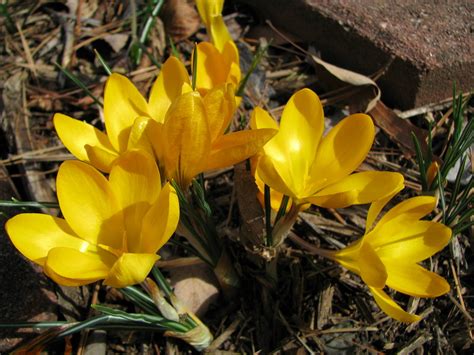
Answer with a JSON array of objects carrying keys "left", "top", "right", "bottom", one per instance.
[
  {"left": 250, "top": 88, "right": 404, "bottom": 209},
  {"left": 6, "top": 150, "right": 179, "bottom": 288},
  {"left": 54, "top": 57, "right": 274, "bottom": 187},
  {"left": 195, "top": 0, "right": 241, "bottom": 96},
  {"left": 330, "top": 195, "right": 451, "bottom": 322}
]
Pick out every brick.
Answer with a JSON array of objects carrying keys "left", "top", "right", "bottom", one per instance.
[{"left": 243, "top": 0, "right": 473, "bottom": 109}]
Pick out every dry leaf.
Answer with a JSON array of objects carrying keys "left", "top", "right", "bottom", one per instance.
[
  {"left": 160, "top": 0, "right": 200, "bottom": 42},
  {"left": 369, "top": 101, "right": 428, "bottom": 158}
]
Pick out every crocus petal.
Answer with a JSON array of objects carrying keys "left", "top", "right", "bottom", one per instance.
[
  {"left": 204, "top": 84, "right": 236, "bottom": 142},
  {"left": 358, "top": 242, "right": 387, "bottom": 288},
  {"left": 371, "top": 220, "right": 451, "bottom": 263},
  {"left": 384, "top": 262, "right": 450, "bottom": 298},
  {"left": 6, "top": 214, "right": 90, "bottom": 265},
  {"left": 127, "top": 117, "right": 155, "bottom": 156},
  {"left": 54, "top": 113, "right": 117, "bottom": 169},
  {"left": 104, "top": 252, "right": 159, "bottom": 288},
  {"left": 195, "top": 42, "right": 227, "bottom": 93},
  {"left": 104, "top": 73, "right": 149, "bottom": 152},
  {"left": 43, "top": 264, "right": 100, "bottom": 286},
  {"left": 84, "top": 145, "right": 119, "bottom": 173},
  {"left": 163, "top": 91, "right": 211, "bottom": 187},
  {"left": 45, "top": 247, "right": 116, "bottom": 283},
  {"left": 109, "top": 150, "right": 161, "bottom": 251},
  {"left": 140, "top": 183, "right": 180, "bottom": 253},
  {"left": 310, "top": 113, "right": 374, "bottom": 188},
  {"left": 377, "top": 195, "right": 437, "bottom": 227},
  {"left": 208, "top": 14, "right": 233, "bottom": 53},
  {"left": 277, "top": 89, "right": 325, "bottom": 195},
  {"left": 148, "top": 57, "right": 190, "bottom": 123},
  {"left": 308, "top": 171, "right": 404, "bottom": 209},
  {"left": 205, "top": 128, "right": 277, "bottom": 171},
  {"left": 256, "top": 155, "right": 296, "bottom": 199},
  {"left": 196, "top": 0, "right": 224, "bottom": 28},
  {"left": 369, "top": 287, "right": 421, "bottom": 323},
  {"left": 365, "top": 179, "right": 404, "bottom": 233},
  {"left": 57, "top": 160, "right": 124, "bottom": 249},
  {"left": 146, "top": 119, "right": 166, "bottom": 171},
  {"left": 250, "top": 106, "right": 279, "bottom": 130}
]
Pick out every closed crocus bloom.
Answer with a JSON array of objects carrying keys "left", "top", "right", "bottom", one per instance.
[
  {"left": 6, "top": 150, "right": 179, "bottom": 288},
  {"left": 54, "top": 56, "right": 190, "bottom": 173},
  {"left": 251, "top": 88, "right": 404, "bottom": 209},
  {"left": 330, "top": 196, "right": 451, "bottom": 322},
  {"left": 148, "top": 83, "right": 276, "bottom": 188}
]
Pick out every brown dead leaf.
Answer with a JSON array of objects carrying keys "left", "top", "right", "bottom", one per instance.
[
  {"left": 160, "top": 0, "right": 200, "bottom": 42},
  {"left": 369, "top": 101, "right": 428, "bottom": 158}
]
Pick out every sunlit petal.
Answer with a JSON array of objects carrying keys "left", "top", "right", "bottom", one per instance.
[
  {"left": 278, "top": 89, "right": 325, "bottom": 194},
  {"left": 148, "top": 56, "right": 190, "bottom": 123},
  {"left": 369, "top": 287, "right": 421, "bottom": 323},
  {"left": 371, "top": 220, "right": 451, "bottom": 262},
  {"left": 45, "top": 247, "right": 116, "bottom": 282},
  {"left": 377, "top": 195, "right": 437, "bottom": 227},
  {"left": 57, "top": 160, "right": 124, "bottom": 249},
  {"left": 104, "top": 73, "right": 149, "bottom": 152},
  {"left": 385, "top": 262, "right": 450, "bottom": 297},
  {"left": 104, "top": 252, "right": 159, "bottom": 288},
  {"left": 308, "top": 171, "right": 404, "bottom": 208},
  {"left": 310, "top": 113, "right": 374, "bottom": 187},
  {"left": 109, "top": 150, "right": 161, "bottom": 251},
  {"left": 54, "top": 113, "right": 117, "bottom": 169},
  {"left": 140, "top": 183, "right": 179, "bottom": 253},
  {"left": 256, "top": 155, "right": 295, "bottom": 199},
  {"left": 205, "top": 128, "right": 277, "bottom": 171},
  {"left": 6, "top": 214, "right": 89, "bottom": 265},
  {"left": 208, "top": 14, "right": 233, "bottom": 53},
  {"left": 250, "top": 106, "right": 279, "bottom": 130}
]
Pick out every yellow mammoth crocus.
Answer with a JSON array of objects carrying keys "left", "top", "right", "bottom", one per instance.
[
  {"left": 251, "top": 88, "right": 404, "bottom": 210},
  {"left": 330, "top": 196, "right": 451, "bottom": 322},
  {"left": 6, "top": 150, "right": 179, "bottom": 288}
]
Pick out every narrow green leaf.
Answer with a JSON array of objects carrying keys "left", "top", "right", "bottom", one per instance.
[{"left": 94, "top": 49, "right": 112, "bottom": 75}]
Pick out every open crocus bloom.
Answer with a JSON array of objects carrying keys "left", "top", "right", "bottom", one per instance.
[
  {"left": 330, "top": 196, "right": 451, "bottom": 322},
  {"left": 6, "top": 150, "right": 179, "bottom": 288},
  {"left": 195, "top": 0, "right": 240, "bottom": 96},
  {"left": 250, "top": 88, "right": 404, "bottom": 209},
  {"left": 55, "top": 57, "right": 272, "bottom": 188}
]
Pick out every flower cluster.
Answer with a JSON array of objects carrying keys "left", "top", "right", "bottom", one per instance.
[{"left": 5, "top": 0, "right": 452, "bottom": 333}]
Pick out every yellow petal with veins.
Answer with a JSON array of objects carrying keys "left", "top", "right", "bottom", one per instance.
[
  {"left": 205, "top": 128, "right": 277, "bottom": 171},
  {"left": 377, "top": 195, "right": 436, "bottom": 227},
  {"left": 104, "top": 73, "right": 149, "bottom": 152},
  {"left": 84, "top": 145, "right": 119, "bottom": 173},
  {"left": 104, "top": 252, "right": 159, "bottom": 288},
  {"left": 57, "top": 160, "right": 124, "bottom": 249},
  {"left": 163, "top": 91, "right": 211, "bottom": 187},
  {"left": 358, "top": 242, "right": 387, "bottom": 288},
  {"left": 127, "top": 116, "right": 155, "bottom": 157},
  {"left": 148, "top": 56, "right": 190, "bottom": 123}
]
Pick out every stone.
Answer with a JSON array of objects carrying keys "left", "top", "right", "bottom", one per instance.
[{"left": 242, "top": 0, "right": 473, "bottom": 109}]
